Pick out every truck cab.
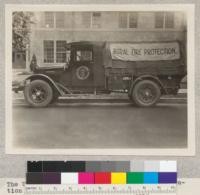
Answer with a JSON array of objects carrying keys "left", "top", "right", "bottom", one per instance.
[{"left": 64, "top": 41, "right": 106, "bottom": 93}]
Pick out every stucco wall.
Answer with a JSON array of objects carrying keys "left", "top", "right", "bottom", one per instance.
[
  {"left": 29, "top": 11, "right": 186, "bottom": 67},
  {"left": 30, "top": 30, "right": 186, "bottom": 66}
]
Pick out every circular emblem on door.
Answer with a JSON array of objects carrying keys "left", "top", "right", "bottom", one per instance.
[{"left": 76, "top": 66, "right": 90, "bottom": 80}]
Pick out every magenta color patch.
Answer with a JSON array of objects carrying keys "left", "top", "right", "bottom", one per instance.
[{"left": 78, "top": 172, "right": 94, "bottom": 184}]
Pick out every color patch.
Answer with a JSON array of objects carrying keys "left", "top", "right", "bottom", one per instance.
[
  {"left": 26, "top": 172, "right": 43, "bottom": 184},
  {"left": 94, "top": 172, "right": 111, "bottom": 184},
  {"left": 42, "top": 161, "right": 85, "bottom": 172},
  {"left": 100, "top": 161, "right": 116, "bottom": 171},
  {"left": 43, "top": 172, "right": 61, "bottom": 184},
  {"left": 144, "top": 172, "right": 158, "bottom": 184},
  {"left": 42, "top": 161, "right": 64, "bottom": 172},
  {"left": 159, "top": 161, "right": 177, "bottom": 172},
  {"left": 144, "top": 161, "right": 160, "bottom": 172},
  {"left": 159, "top": 172, "right": 177, "bottom": 184},
  {"left": 111, "top": 172, "right": 126, "bottom": 184},
  {"left": 61, "top": 173, "right": 78, "bottom": 184},
  {"left": 79, "top": 173, "right": 94, "bottom": 184},
  {"left": 126, "top": 172, "right": 144, "bottom": 184},
  {"left": 27, "top": 161, "right": 43, "bottom": 172},
  {"left": 130, "top": 161, "right": 144, "bottom": 172},
  {"left": 86, "top": 161, "right": 102, "bottom": 172},
  {"left": 114, "top": 161, "right": 130, "bottom": 172}
]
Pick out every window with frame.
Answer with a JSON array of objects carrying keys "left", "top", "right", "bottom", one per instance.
[
  {"left": 76, "top": 50, "right": 93, "bottom": 62},
  {"left": 165, "top": 12, "right": 174, "bottom": 28},
  {"left": 129, "top": 12, "right": 138, "bottom": 28},
  {"left": 118, "top": 12, "right": 138, "bottom": 29},
  {"left": 56, "top": 41, "right": 66, "bottom": 63},
  {"left": 56, "top": 12, "right": 65, "bottom": 28},
  {"left": 155, "top": 12, "right": 174, "bottom": 29},
  {"left": 82, "top": 12, "right": 91, "bottom": 28},
  {"left": 92, "top": 12, "right": 101, "bottom": 28},
  {"left": 44, "top": 12, "right": 54, "bottom": 28},
  {"left": 44, "top": 41, "right": 54, "bottom": 63},
  {"left": 119, "top": 12, "right": 128, "bottom": 28},
  {"left": 155, "top": 12, "right": 164, "bottom": 28}
]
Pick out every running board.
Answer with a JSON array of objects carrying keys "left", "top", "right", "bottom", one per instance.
[{"left": 59, "top": 93, "right": 128, "bottom": 99}]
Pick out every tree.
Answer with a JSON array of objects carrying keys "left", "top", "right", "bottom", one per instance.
[{"left": 12, "top": 12, "right": 34, "bottom": 51}]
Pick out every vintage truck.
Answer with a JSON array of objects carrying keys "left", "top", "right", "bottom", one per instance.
[{"left": 13, "top": 41, "right": 186, "bottom": 107}]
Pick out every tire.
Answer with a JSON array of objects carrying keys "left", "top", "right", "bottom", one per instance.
[
  {"left": 24, "top": 80, "right": 53, "bottom": 107},
  {"left": 131, "top": 80, "right": 161, "bottom": 107}
]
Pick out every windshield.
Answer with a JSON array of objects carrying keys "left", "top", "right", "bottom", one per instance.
[{"left": 75, "top": 50, "right": 93, "bottom": 62}]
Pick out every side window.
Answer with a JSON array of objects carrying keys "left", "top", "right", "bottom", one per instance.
[
  {"left": 119, "top": 12, "right": 128, "bottom": 28},
  {"left": 44, "top": 40, "right": 54, "bottom": 63},
  {"left": 56, "top": 41, "right": 66, "bottom": 63},
  {"left": 44, "top": 12, "right": 54, "bottom": 28},
  {"left": 118, "top": 12, "right": 138, "bottom": 29},
  {"left": 92, "top": 12, "right": 101, "bottom": 28},
  {"left": 56, "top": 12, "right": 65, "bottom": 28},
  {"left": 155, "top": 12, "right": 175, "bottom": 29},
  {"left": 75, "top": 50, "right": 93, "bottom": 62},
  {"left": 155, "top": 12, "right": 164, "bottom": 28}
]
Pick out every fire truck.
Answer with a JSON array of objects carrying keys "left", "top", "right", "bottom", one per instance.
[{"left": 13, "top": 41, "right": 186, "bottom": 107}]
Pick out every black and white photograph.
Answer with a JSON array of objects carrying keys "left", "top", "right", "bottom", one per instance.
[{"left": 5, "top": 4, "right": 195, "bottom": 155}]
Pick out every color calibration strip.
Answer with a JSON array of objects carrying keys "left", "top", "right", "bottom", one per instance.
[{"left": 26, "top": 161, "right": 177, "bottom": 185}]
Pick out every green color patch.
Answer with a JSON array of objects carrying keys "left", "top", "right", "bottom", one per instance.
[{"left": 127, "top": 172, "right": 144, "bottom": 184}]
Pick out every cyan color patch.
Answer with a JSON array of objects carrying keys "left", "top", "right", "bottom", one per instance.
[{"left": 144, "top": 172, "right": 158, "bottom": 184}]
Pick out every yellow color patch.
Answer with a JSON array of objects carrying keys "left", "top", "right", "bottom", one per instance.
[{"left": 111, "top": 172, "right": 126, "bottom": 184}]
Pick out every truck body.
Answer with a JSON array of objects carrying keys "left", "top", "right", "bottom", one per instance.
[{"left": 13, "top": 41, "right": 186, "bottom": 107}]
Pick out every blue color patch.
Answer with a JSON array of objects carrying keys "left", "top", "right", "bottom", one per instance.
[{"left": 144, "top": 172, "right": 158, "bottom": 184}]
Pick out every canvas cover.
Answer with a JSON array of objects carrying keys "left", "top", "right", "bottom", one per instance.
[
  {"left": 110, "top": 42, "right": 180, "bottom": 61},
  {"left": 103, "top": 42, "right": 181, "bottom": 68}
]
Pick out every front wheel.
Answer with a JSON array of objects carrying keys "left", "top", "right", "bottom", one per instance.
[
  {"left": 24, "top": 80, "right": 53, "bottom": 107},
  {"left": 131, "top": 80, "right": 161, "bottom": 107}
]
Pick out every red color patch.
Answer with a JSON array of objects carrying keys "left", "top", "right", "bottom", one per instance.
[{"left": 94, "top": 172, "right": 111, "bottom": 184}]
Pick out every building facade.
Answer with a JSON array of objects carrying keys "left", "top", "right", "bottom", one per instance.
[{"left": 28, "top": 11, "right": 186, "bottom": 68}]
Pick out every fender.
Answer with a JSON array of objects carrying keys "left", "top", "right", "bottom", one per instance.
[
  {"left": 129, "top": 74, "right": 167, "bottom": 96},
  {"left": 24, "top": 74, "right": 65, "bottom": 96}
]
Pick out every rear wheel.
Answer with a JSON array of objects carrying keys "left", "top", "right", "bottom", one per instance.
[
  {"left": 24, "top": 80, "right": 53, "bottom": 107},
  {"left": 131, "top": 80, "right": 161, "bottom": 107}
]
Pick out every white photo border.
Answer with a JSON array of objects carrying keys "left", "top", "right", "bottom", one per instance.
[{"left": 5, "top": 4, "right": 195, "bottom": 155}]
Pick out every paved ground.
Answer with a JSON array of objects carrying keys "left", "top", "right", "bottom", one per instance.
[{"left": 12, "top": 99, "right": 187, "bottom": 149}]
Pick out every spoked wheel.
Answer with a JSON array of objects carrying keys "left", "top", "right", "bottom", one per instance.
[
  {"left": 24, "top": 80, "right": 53, "bottom": 107},
  {"left": 132, "top": 80, "right": 161, "bottom": 107}
]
